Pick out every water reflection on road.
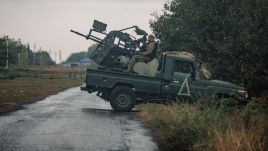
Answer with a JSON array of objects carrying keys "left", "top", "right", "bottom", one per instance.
[{"left": 0, "top": 87, "right": 159, "bottom": 151}]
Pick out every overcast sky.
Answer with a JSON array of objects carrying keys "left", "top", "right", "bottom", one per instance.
[{"left": 0, "top": 0, "right": 166, "bottom": 62}]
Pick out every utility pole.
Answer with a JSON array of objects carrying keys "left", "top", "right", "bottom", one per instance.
[
  {"left": 5, "top": 36, "right": 9, "bottom": 69},
  {"left": 59, "top": 50, "right": 62, "bottom": 63},
  {"left": 55, "top": 52, "right": 57, "bottom": 64},
  {"left": 19, "top": 39, "right": 22, "bottom": 66},
  {"left": 39, "top": 47, "right": 42, "bottom": 66},
  {"left": 33, "top": 44, "right": 36, "bottom": 65},
  {"left": 26, "top": 43, "right": 29, "bottom": 59}
]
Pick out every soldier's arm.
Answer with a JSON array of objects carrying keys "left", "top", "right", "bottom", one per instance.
[{"left": 141, "top": 43, "right": 154, "bottom": 56}]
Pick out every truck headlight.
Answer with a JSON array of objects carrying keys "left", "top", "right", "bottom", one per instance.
[{"left": 238, "top": 90, "right": 248, "bottom": 99}]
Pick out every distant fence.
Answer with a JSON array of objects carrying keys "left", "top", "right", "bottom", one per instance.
[{"left": 0, "top": 66, "right": 87, "bottom": 79}]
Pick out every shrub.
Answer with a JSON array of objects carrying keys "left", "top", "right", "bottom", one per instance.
[
  {"left": 4, "top": 69, "right": 22, "bottom": 79},
  {"left": 139, "top": 98, "right": 268, "bottom": 151}
]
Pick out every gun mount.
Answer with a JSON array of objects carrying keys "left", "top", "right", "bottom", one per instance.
[{"left": 71, "top": 20, "right": 148, "bottom": 69}]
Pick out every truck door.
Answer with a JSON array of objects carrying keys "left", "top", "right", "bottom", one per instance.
[{"left": 162, "top": 60, "right": 206, "bottom": 99}]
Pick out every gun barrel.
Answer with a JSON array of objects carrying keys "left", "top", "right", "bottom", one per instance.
[{"left": 70, "top": 30, "right": 87, "bottom": 38}]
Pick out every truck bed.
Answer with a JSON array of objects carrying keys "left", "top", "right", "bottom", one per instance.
[{"left": 84, "top": 68, "right": 163, "bottom": 96}]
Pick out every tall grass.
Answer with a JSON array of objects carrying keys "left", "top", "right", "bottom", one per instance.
[
  {"left": 139, "top": 98, "right": 268, "bottom": 151},
  {"left": 0, "top": 67, "right": 86, "bottom": 79},
  {"left": 0, "top": 78, "right": 84, "bottom": 113}
]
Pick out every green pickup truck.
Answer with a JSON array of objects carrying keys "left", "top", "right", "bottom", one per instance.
[
  {"left": 72, "top": 21, "right": 247, "bottom": 111},
  {"left": 81, "top": 51, "right": 248, "bottom": 111}
]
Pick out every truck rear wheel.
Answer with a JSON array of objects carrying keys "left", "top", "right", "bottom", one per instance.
[{"left": 110, "top": 86, "right": 136, "bottom": 111}]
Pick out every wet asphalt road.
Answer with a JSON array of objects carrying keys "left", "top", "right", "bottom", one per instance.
[{"left": 0, "top": 87, "right": 159, "bottom": 151}]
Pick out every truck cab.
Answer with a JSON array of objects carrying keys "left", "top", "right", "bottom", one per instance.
[{"left": 158, "top": 52, "right": 245, "bottom": 100}]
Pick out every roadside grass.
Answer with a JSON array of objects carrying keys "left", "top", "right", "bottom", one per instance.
[
  {"left": 0, "top": 78, "right": 84, "bottom": 113},
  {"left": 0, "top": 66, "right": 86, "bottom": 79},
  {"left": 139, "top": 98, "right": 268, "bottom": 151}
]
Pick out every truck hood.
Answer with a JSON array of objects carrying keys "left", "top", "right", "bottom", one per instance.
[{"left": 209, "top": 80, "right": 244, "bottom": 90}]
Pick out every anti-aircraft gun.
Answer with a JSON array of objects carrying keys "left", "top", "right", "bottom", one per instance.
[{"left": 70, "top": 20, "right": 148, "bottom": 70}]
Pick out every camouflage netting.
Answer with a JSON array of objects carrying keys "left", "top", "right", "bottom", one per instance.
[
  {"left": 133, "top": 59, "right": 159, "bottom": 77},
  {"left": 200, "top": 65, "right": 211, "bottom": 80},
  {"left": 166, "top": 51, "right": 212, "bottom": 79}
]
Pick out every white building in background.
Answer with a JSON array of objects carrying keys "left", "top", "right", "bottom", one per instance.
[
  {"left": 62, "top": 58, "right": 92, "bottom": 67},
  {"left": 80, "top": 58, "right": 91, "bottom": 66}
]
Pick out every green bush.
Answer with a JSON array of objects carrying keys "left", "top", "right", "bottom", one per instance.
[{"left": 4, "top": 69, "right": 22, "bottom": 79}]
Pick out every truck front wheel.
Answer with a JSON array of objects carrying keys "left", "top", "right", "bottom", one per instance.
[{"left": 110, "top": 86, "right": 136, "bottom": 111}]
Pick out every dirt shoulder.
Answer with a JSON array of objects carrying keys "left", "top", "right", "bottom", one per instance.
[{"left": 0, "top": 78, "right": 84, "bottom": 113}]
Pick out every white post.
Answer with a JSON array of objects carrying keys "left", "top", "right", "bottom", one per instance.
[
  {"left": 59, "top": 50, "right": 62, "bottom": 63},
  {"left": 18, "top": 53, "right": 21, "bottom": 65}
]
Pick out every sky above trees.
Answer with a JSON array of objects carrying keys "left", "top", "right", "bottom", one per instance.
[{"left": 0, "top": 0, "right": 165, "bottom": 62}]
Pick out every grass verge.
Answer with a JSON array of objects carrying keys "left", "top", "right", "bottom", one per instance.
[
  {"left": 0, "top": 78, "right": 84, "bottom": 113},
  {"left": 138, "top": 98, "right": 268, "bottom": 151}
]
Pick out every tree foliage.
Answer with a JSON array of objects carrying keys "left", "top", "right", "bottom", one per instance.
[
  {"left": 35, "top": 51, "right": 55, "bottom": 66},
  {"left": 151, "top": 0, "right": 268, "bottom": 87},
  {"left": 88, "top": 43, "right": 97, "bottom": 52},
  {"left": 0, "top": 36, "right": 55, "bottom": 67},
  {"left": 65, "top": 51, "right": 88, "bottom": 63},
  {"left": 65, "top": 43, "right": 97, "bottom": 63}
]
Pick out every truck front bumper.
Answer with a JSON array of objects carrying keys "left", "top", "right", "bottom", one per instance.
[{"left": 80, "top": 86, "right": 95, "bottom": 93}]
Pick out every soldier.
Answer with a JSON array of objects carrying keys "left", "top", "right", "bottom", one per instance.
[{"left": 128, "top": 34, "right": 156, "bottom": 71}]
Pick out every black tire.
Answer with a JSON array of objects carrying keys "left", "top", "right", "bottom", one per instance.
[{"left": 110, "top": 86, "right": 136, "bottom": 111}]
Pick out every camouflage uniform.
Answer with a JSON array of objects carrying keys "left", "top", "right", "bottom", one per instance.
[{"left": 128, "top": 35, "right": 155, "bottom": 70}]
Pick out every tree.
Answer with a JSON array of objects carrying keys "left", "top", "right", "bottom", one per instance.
[
  {"left": 0, "top": 36, "right": 55, "bottom": 67},
  {"left": 64, "top": 43, "right": 97, "bottom": 63},
  {"left": 35, "top": 51, "right": 55, "bottom": 66},
  {"left": 0, "top": 37, "right": 24, "bottom": 66},
  {"left": 88, "top": 43, "right": 97, "bottom": 55},
  {"left": 150, "top": 0, "right": 268, "bottom": 87}
]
